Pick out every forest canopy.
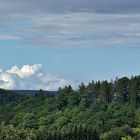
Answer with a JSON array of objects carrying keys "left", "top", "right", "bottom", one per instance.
[{"left": 0, "top": 76, "right": 140, "bottom": 140}]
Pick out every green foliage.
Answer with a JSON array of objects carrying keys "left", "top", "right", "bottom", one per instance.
[
  {"left": 121, "top": 136, "right": 134, "bottom": 140},
  {"left": 101, "top": 125, "right": 133, "bottom": 140},
  {"left": 0, "top": 76, "right": 140, "bottom": 139},
  {"left": 0, "top": 122, "right": 36, "bottom": 140},
  {"left": 0, "top": 89, "right": 26, "bottom": 105}
]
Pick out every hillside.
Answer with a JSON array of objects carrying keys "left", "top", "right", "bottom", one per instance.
[
  {"left": 0, "top": 76, "right": 140, "bottom": 140},
  {"left": 0, "top": 89, "right": 27, "bottom": 105}
]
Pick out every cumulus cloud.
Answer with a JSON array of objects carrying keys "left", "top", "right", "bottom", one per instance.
[
  {"left": 7, "top": 64, "right": 42, "bottom": 78},
  {"left": 0, "top": 73, "right": 15, "bottom": 89},
  {"left": 0, "top": 64, "right": 72, "bottom": 90}
]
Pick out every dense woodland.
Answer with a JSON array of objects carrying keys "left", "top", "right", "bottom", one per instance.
[{"left": 0, "top": 76, "right": 140, "bottom": 139}]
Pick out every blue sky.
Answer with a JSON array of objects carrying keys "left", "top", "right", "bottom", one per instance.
[{"left": 0, "top": 0, "right": 140, "bottom": 90}]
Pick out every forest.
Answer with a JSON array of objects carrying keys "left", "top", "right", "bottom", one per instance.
[{"left": 0, "top": 76, "right": 140, "bottom": 140}]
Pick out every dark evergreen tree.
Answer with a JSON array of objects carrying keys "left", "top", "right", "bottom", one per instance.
[{"left": 79, "top": 82, "right": 86, "bottom": 94}]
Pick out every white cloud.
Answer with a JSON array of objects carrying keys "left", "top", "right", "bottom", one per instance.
[
  {"left": 7, "top": 64, "right": 42, "bottom": 78},
  {"left": 12, "top": 12, "right": 140, "bottom": 48},
  {"left": 1, "top": 10, "right": 140, "bottom": 48},
  {"left": 0, "top": 1, "right": 140, "bottom": 48},
  {"left": 0, "top": 35, "right": 20, "bottom": 40},
  {"left": 0, "top": 73, "right": 16, "bottom": 89},
  {"left": 0, "top": 64, "right": 72, "bottom": 90}
]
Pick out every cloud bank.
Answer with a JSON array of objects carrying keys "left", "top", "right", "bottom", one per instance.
[
  {"left": 0, "top": 0, "right": 140, "bottom": 48},
  {"left": 1, "top": 12, "right": 140, "bottom": 48},
  {"left": 0, "top": 64, "right": 72, "bottom": 90},
  {"left": 0, "top": 0, "right": 140, "bottom": 14},
  {"left": 17, "top": 13, "right": 140, "bottom": 48}
]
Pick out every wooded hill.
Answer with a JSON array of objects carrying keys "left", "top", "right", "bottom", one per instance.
[{"left": 0, "top": 76, "right": 140, "bottom": 140}]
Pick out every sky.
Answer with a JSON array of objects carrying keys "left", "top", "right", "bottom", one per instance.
[{"left": 0, "top": 0, "right": 140, "bottom": 90}]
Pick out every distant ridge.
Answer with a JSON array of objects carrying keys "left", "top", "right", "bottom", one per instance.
[
  {"left": 0, "top": 89, "right": 26, "bottom": 105},
  {"left": 14, "top": 90, "right": 58, "bottom": 96}
]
